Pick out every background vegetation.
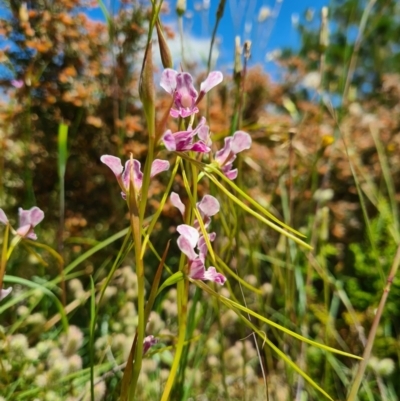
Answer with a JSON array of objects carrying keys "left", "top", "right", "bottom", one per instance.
[{"left": 1, "top": 0, "right": 400, "bottom": 400}]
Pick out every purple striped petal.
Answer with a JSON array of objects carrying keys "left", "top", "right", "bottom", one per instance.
[
  {"left": 163, "top": 130, "right": 177, "bottom": 151},
  {"left": 231, "top": 131, "right": 252, "bottom": 154},
  {"left": 150, "top": 159, "right": 170, "bottom": 177},
  {"left": 100, "top": 155, "right": 123, "bottom": 177},
  {"left": 197, "top": 195, "right": 220, "bottom": 217},
  {"left": 177, "top": 224, "right": 199, "bottom": 249},
  {"left": 203, "top": 266, "right": 226, "bottom": 285},
  {"left": 200, "top": 71, "right": 223, "bottom": 94},
  {"left": 177, "top": 235, "right": 198, "bottom": 261},
  {"left": 160, "top": 68, "right": 178, "bottom": 94}
]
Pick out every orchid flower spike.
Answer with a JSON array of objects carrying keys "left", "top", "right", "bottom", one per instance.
[
  {"left": 160, "top": 69, "right": 223, "bottom": 118},
  {"left": 100, "top": 155, "right": 170, "bottom": 200},
  {"left": 163, "top": 117, "right": 211, "bottom": 153},
  {"left": 214, "top": 131, "right": 252, "bottom": 180}
]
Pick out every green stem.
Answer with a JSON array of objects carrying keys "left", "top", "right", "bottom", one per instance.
[
  {"left": 127, "top": 212, "right": 145, "bottom": 400},
  {"left": 161, "top": 278, "right": 188, "bottom": 401},
  {"left": 0, "top": 223, "right": 10, "bottom": 291},
  {"left": 347, "top": 243, "right": 400, "bottom": 401}
]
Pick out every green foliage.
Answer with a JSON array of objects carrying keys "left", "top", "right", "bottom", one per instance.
[{"left": 346, "top": 213, "right": 400, "bottom": 318}]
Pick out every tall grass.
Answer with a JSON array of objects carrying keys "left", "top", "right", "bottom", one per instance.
[{"left": 0, "top": 1, "right": 399, "bottom": 401}]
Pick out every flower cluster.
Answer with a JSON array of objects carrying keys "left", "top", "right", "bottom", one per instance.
[
  {"left": 0, "top": 206, "right": 45, "bottom": 302},
  {"left": 0, "top": 206, "right": 44, "bottom": 240},
  {"left": 160, "top": 68, "right": 252, "bottom": 180},
  {"left": 100, "top": 69, "right": 251, "bottom": 285},
  {"left": 160, "top": 69, "right": 223, "bottom": 118},
  {"left": 171, "top": 192, "right": 226, "bottom": 285}
]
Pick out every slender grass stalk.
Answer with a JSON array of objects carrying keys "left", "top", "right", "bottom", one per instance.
[
  {"left": 347, "top": 243, "right": 400, "bottom": 401},
  {"left": 57, "top": 122, "right": 68, "bottom": 306},
  {"left": 206, "top": 0, "right": 227, "bottom": 119},
  {"left": 206, "top": 0, "right": 226, "bottom": 73},
  {"left": 342, "top": 0, "right": 377, "bottom": 105},
  {"left": 0, "top": 222, "right": 10, "bottom": 292},
  {"left": 89, "top": 276, "right": 96, "bottom": 401}
]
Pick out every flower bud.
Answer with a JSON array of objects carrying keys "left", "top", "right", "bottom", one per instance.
[
  {"left": 156, "top": 21, "right": 173, "bottom": 69},
  {"left": 139, "top": 42, "right": 156, "bottom": 138},
  {"left": 176, "top": 0, "right": 186, "bottom": 16}
]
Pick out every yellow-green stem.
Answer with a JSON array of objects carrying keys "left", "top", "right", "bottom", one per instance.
[
  {"left": 128, "top": 213, "right": 145, "bottom": 400},
  {"left": 0, "top": 223, "right": 10, "bottom": 290},
  {"left": 160, "top": 278, "right": 188, "bottom": 401}
]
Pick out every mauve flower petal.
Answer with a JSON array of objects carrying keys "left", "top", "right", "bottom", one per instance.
[
  {"left": 163, "top": 130, "right": 177, "bottom": 151},
  {"left": 177, "top": 235, "right": 198, "bottom": 261},
  {"left": 18, "top": 208, "right": 31, "bottom": 227},
  {"left": 170, "top": 192, "right": 185, "bottom": 217},
  {"left": 0, "top": 209, "right": 8, "bottom": 225},
  {"left": 16, "top": 224, "right": 32, "bottom": 238},
  {"left": 150, "top": 159, "right": 170, "bottom": 178},
  {"left": 133, "top": 160, "right": 144, "bottom": 189},
  {"left": 214, "top": 137, "right": 233, "bottom": 165},
  {"left": 189, "top": 258, "right": 206, "bottom": 279},
  {"left": 224, "top": 169, "right": 238, "bottom": 180},
  {"left": 200, "top": 71, "right": 223, "bottom": 93},
  {"left": 143, "top": 335, "right": 157, "bottom": 355},
  {"left": 100, "top": 155, "right": 123, "bottom": 177},
  {"left": 203, "top": 266, "right": 226, "bottom": 285},
  {"left": 29, "top": 207, "right": 44, "bottom": 226},
  {"left": 190, "top": 142, "right": 210, "bottom": 153},
  {"left": 122, "top": 160, "right": 143, "bottom": 191},
  {"left": 197, "top": 236, "right": 208, "bottom": 261},
  {"left": 176, "top": 73, "right": 198, "bottom": 106},
  {"left": 170, "top": 108, "right": 180, "bottom": 118},
  {"left": 160, "top": 68, "right": 178, "bottom": 94},
  {"left": 180, "top": 106, "right": 199, "bottom": 118},
  {"left": 0, "top": 287, "right": 12, "bottom": 301},
  {"left": 231, "top": 131, "right": 252, "bottom": 154},
  {"left": 177, "top": 224, "right": 199, "bottom": 248},
  {"left": 197, "top": 195, "right": 220, "bottom": 217},
  {"left": 196, "top": 125, "right": 211, "bottom": 145}
]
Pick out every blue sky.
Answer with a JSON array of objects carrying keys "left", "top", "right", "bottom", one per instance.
[
  {"left": 164, "top": 0, "right": 329, "bottom": 77},
  {"left": 0, "top": 0, "right": 329, "bottom": 81},
  {"left": 86, "top": 0, "right": 329, "bottom": 79}
]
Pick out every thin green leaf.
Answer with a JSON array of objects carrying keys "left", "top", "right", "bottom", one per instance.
[
  {"left": 1, "top": 275, "right": 68, "bottom": 331},
  {"left": 157, "top": 272, "right": 184, "bottom": 296}
]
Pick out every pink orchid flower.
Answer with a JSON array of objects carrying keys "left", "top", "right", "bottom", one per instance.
[
  {"left": 100, "top": 155, "right": 170, "bottom": 200},
  {"left": 214, "top": 131, "right": 252, "bottom": 180},
  {"left": 177, "top": 224, "right": 226, "bottom": 285},
  {"left": 163, "top": 116, "right": 211, "bottom": 153},
  {"left": 0, "top": 207, "right": 45, "bottom": 240},
  {"left": 170, "top": 192, "right": 226, "bottom": 285},
  {"left": 170, "top": 192, "right": 220, "bottom": 230},
  {"left": 160, "top": 69, "right": 223, "bottom": 118}
]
